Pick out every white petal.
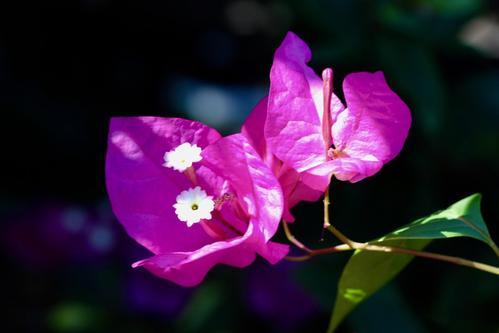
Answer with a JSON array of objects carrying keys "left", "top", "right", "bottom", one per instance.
[
  {"left": 172, "top": 187, "right": 215, "bottom": 226},
  {"left": 163, "top": 143, "right": 203, "bottom": 172}
]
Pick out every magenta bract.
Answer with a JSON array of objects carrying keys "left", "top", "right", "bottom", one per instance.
[
  {"left": 242, "top": 97, "right": 323, "bottom": 222},
  {"left": 264, "top": 32, "right": 411, "bottom": 190},
  {"left": 106, "top": 117, "right": 288, "bottom": 286}
]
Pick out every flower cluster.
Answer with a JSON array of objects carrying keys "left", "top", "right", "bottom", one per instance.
[{"left": 105, "top": 32, "right": 411, "bottom": 286}]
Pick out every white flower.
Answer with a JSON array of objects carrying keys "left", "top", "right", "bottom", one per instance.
[
  {"left": 173, "top": 186, "right": 215, "bottom": 227},
  {"left": 163, "top": 142, "right": 202, "bottom": 172}
]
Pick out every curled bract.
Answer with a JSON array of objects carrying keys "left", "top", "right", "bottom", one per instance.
[
  {"left": 265, "top": 32, "right": 411, "bottom": 187},
  {"left": 241, "top": 32, "right": 411, "bottom": 220},
  {"left": 106, "top": 117, "right": 288, "bottom": 286}
]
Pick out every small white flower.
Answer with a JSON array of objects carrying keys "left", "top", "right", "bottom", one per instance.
[
  {"left": 173, "top": 186, "right": 215, "bottom": 227},
  {"left": 163, "top": 142, "right": 202, "bottom": 172}
]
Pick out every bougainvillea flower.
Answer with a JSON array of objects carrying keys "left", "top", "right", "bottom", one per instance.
[
  {"left": 106, "top": 117, "right": 288, "bottom": 286},
  {"left": 263, "top": 32, "right": 411, "bottom": 192}
]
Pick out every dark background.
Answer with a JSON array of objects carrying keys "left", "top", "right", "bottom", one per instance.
[{"left": 1, "top": 0, "right": 498, "bottom": 332}]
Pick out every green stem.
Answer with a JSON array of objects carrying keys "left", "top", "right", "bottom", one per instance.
[
  {"left": 323, "top": 186, "right": 331, "bottom": 229},
  {"left": 355, "top": 243, "right": 499, "bottom": 275},
  {"left": 324, "top": 225, "right": 499, "bottom": 275},
  {"left": 282, "top": 220, "right": 312, "bottom": 253},
  {"left": 326, "top": 225, "right": 359, "bottom": 249}
]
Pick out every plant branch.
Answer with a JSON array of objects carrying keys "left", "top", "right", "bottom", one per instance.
[
  {"left": 355, "top": 243, "right": 499, "bottom": 275},
  {"left": 282, "top": 220, "right": 312, "bottom": 253},
  {"left": 326, "top": 225, "right": 359, "bottom": 249},
  {"left": 283, "top": 216, "right": 499, "bottom": 275},
  {"left": 285, "top": 234, "right": 499, "bottom": 275}
]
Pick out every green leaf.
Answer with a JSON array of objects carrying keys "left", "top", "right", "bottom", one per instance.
[
  {"left": 327, "top": 193, "right": 498, "bottom": 333},
  {"left": 381, "top": 193, "right": 499, "bottom": 255}
]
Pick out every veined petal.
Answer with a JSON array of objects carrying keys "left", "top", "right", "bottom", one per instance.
[
  {"left": 134, "top": 134, "right": 289, "bottom": 286},
  {"left": 242, "top": 98, "right": 323, "bottom": 221},
  {"left": 105, "top": 117, "right": 221, "bottom": 255},
  {"left": 133, "top": 223, "right": 258, "bottom": 287},
  {"left": 277, "top": 164, "right": 323, "bottom": 222},
  {"left": 331, "top": 72, "right": 411, "bottom": 181},
  {"left": 201, "top": 134, "right": 284, "bottom": 242},
  {"left": 132, "top": 223, "right": 288, "bottom": 287},
  {"left": 241, "top": 96, "right": 277, "bottom": 169},
  {"left": 307, "top": 158, "right": 383, "bottom": 183},
  {"left": 265, "top": 32, "right": 327, "bottom": 172}
]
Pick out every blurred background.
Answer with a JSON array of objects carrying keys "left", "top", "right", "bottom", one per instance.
[{"left": 1, "top": 0, "right": 499, "bottom": 332}]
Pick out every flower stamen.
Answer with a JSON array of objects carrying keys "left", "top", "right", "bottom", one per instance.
[{"left": 214, "top": 192, "right": 234, "bottom": 209}]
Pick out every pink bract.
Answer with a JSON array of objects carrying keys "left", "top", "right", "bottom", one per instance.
[
  {"left": 263, "top": 32, "right": 411, "bottom": 190},
  {"left": 106, "top": 117, "right": 288, "bottom": 286},
  {"left": 242, "top": 97, "right": 323, "bottom": 222}
]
